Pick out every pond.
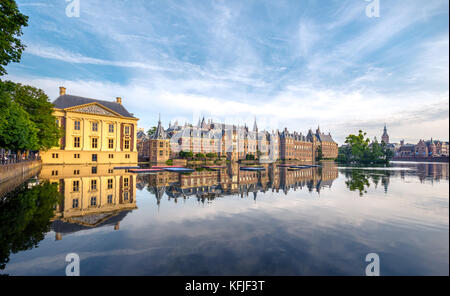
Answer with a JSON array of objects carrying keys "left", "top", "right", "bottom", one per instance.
[{"left": 0, "top": 161, "right": 448, "bottom": 275}]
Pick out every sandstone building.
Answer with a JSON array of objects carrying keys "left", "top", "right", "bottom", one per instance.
[{"left": 40, "top": 87, "right": 138, "bottom": 165}]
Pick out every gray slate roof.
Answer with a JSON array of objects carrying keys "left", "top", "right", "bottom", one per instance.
[
  {"left": 53, "top": 94, "right": 135, "bottom": 118},
  {"left": 316, "top": 132, "right": 336, "bottom": 143},
  {"left": 150, "top": 120, "right": 167, "bottom": 139}
]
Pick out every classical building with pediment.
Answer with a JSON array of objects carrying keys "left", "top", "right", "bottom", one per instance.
[{"left": 39, "top": 87, "right": 138, "bottom": 164}]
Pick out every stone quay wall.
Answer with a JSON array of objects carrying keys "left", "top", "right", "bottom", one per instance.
[{"left": 0, "top": 160, "right": 42, "bottom": 185}]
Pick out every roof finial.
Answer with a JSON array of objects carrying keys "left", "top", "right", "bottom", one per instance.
[{"left": 158, "top": 113, "right": 161, "bottom": 123}]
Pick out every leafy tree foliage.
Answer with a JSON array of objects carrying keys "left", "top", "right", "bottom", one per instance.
[
  {"left": 245, "top": 153, "right": 255, "bottom": 160},
  {"left": 9, "top": 82, "right": 62, "bottom": 150},
  {"left": 316, "top": 145, "right": 323, "bottom": 161},
  {"left": 0, "top": 0, "right": 29, "bottom": 75},
  {"left": 195, "top": 153, "right": 205, "bottom": 159},
  {"left": 179, "top": 150, "right": 194, "bottom": 159},
  {"left": 0, "top": 84, "right": 38, "bottom": 152},
  {"left": 337, "top": 130, "right": 393, "bottom": 165},
  {"left": 147, "top": 126, "right": 156, "bottom": 137},
  {"left": 0, "top": 80, "right": 60, "bottom": 152},
  {"left": 205, "top": 152, "right": 217, "bottom": 158}
]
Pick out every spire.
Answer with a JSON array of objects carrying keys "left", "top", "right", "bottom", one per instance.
[
  {"left": 253, "top": 117, "right": 258, "bottom": 132},
  {"left": 151, "top": 114, "right": 167, "bottom": 139}
]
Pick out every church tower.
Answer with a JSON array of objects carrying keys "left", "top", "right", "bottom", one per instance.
[{"left": 381, "top": 124, "right": 389, "bottom": 144}]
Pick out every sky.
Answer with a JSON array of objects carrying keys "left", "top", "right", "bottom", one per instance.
[{"left": 5, "top": 0, "right": 449, "bottom": 144}]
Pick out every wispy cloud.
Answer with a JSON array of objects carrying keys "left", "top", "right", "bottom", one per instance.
[{"left": 8, "top": 0, "right": 449, "bottom": 143}]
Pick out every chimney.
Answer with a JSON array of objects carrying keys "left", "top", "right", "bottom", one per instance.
[
  {"left": 116, "top": 97, "right": 122, "bottom": 104},
  {"left": 59, "top": 86, "right": 66, "bottom": 96}
]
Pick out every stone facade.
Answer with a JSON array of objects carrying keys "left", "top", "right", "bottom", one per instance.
[
  {"left": 139, "top": 117, "right": 338, "bottom": 162},
  {"left": 40, "top": 87, "right": 138, "bottom": 165}
]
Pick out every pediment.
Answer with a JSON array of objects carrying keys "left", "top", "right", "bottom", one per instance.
[{"left": 70, "top": 103, "right": 119, "bottom": 117}]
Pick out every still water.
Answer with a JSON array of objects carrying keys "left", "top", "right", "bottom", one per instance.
[{"left": 0, "top": 161, "right": 448, "bottom": 275}]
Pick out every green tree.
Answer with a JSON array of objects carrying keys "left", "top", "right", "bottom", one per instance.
[
  {"left": 0, "top": 88, "right": 38, "bottom": 152},
  {"left": 179, "top": 150, "right": 193, "bottom": 159},
  {"left": 205, "top": 152, "right": 217, "bottom": 159},
  {"left": 0, "top": 0, "right": 29, "bottom": 75},
  {"left": 245, "top": 153, "right": 255, "bottom": 160},
  {"left": 337, "top": 130, "right": 394, "bottom": 165},
  {"left": 0, "top": 181, "right": 61, "bottom": 269},
  {"left": 195, "top": 153, "right": 205, "bottom": 159},
  {"left": 147, "top": 126, "right": 156, "bottom": 137},
  {"left": 316, "top": 145, "right": 323, "bottom": 161},
  {"left": 9, "top": 82, "right": 62, "bottom": 150}
]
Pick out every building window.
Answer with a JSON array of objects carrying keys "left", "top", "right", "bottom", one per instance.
[
  {"left": 160, "top": 142, "right": 163, "bottom": 148},
  {"left": 124, "top": 191, "right": 129, "bottom": 201},
  {"left": 74, "top": 137, "right": 80, "bottom": 148},
  {"left": 124, "top": 177, "right": 129, "bottom": 187},
  {"left": 51, "top": 170, "right": 58, "bottom": 176},
  {"left": 72, "top": 199, "right": 79, "bottom": 208},
  {"left": 124, "top": 126, "right": 130, "bottom": 135},
  {"left": 91, "top": 179, "right": 97, "bottom": 191},
  {"left": 109, "top": 124, "right": 114, "bottom": 133},
  {"left": 92, "top": 122, "right": 98, "bottom": 132},
  {"left": 74, "top": 120, "right": 80, "bottom": 130},
  {"left": 124, "top": 139, "right": 130, "bottom": 150},
  {"left": 73, "top": 180, "right": 79, "bottom": 192},
  {"left": 52, "top": 153, "right": 59, "bottom": 159},
  {"left": 91, "top": 138, "right": 98, "bottom": 149},
  {"left": 107, "top": 195, "right": 113, "bottom": 204},
  {"left": 74, "top": 169, "right": 80, "bottom": 175},
  {"left": 92, "top": 166, "right": 97, "bottom": 174},
  {"left": 109, "top": 154, "right": 114, "bottom": 159},
  {"left": 92, "top": 154, "right": 97, "bottom": 162},
  {"left": 108, "top": 139, "right": 114, "bottom": 149},
  {"left": 90, "top": 197, "right": 97, "bottom": 206},
  {"left": 125, "top": 154, "right": 130, "bottom": 159},
  {"left": 159, "top": 151, "right": 163, "bottom": 156},
  {"left": 74, "top": 153, "right": 80, "bottom": 159},
  {"left": 108, "top": 169, "right": 113, "bottom": 173},
  {"left": 108, "top": 179, "right": 113, "bottom": 189}
]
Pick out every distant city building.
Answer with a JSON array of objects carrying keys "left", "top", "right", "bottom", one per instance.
[
  {"left": 40, "top": 87, "right": 138, "bottom": 164},
  {"left": 148, "top": 115, "right": 171, "bottom": 163},
  {"left": 139, "top": 117, "right": 338, "bottom": 163},
  {"left": 379, "top": 125, "right": 449, "bottom": 159}
]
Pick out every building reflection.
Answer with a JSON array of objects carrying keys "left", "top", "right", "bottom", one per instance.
[
  {"left": 39, "top": 164, "right": 138, "bottom": 240},
  {"left": 137, "top": 161, "right": 339, "bottom": 205}
]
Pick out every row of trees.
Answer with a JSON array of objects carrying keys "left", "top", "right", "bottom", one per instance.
[
  {"left": 337, "top": 130, "right": 393, "bottom": 165},
  {"left": 178, "top": 151, "right": 220, "bottom": 159},
  {"left": 0, "top": 1, "right": 61, "bottom": 154}
]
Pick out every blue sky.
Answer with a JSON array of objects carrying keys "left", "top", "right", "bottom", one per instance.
[{"left": 6, "top": 0, "right": 449, "bottom": 144}]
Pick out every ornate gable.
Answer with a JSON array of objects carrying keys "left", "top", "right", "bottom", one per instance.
[{"left": 69, "top": 103, "right": 119, "bottom": 117}]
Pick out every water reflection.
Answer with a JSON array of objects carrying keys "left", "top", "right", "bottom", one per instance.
[
  {"left": 0, "top": 181, "right": 60, "bottom": 269},
  {"left": 0, "top": 161, "right": 448, "bottom": 275},
  {"left": 38, "top": 165, "right": 137, "bottom": 240},
  {"left": 139, "top": 161, "right": 339, "bottom": 206},
  {"left": 342, "top": 162, "right": 448, "bottom": 196}
]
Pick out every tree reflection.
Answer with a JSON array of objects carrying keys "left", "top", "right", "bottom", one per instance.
[
  {"left": 345, "top": 171, "right": 371, "bottom": 196},
  {"left": 0, "top": 181, "right": 61, "bottom": 270},
  {"left": 344, "top": 170, "right": 393, "bottom": 196}
]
